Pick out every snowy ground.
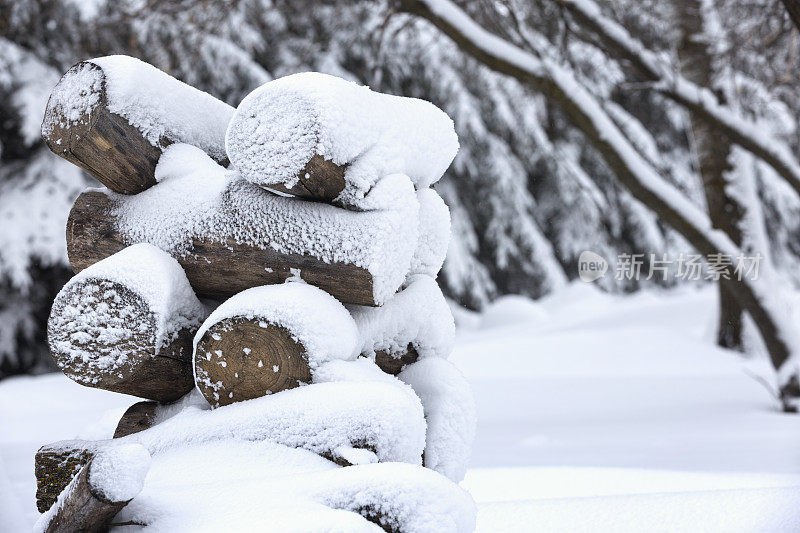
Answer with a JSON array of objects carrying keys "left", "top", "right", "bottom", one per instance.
[{"left": 2, "top": 283, "right": 800, "bottom": 531}]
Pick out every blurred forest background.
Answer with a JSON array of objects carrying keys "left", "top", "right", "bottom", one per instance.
[{"left": 1, "top": 0, "right": 799, "bottom": 382}]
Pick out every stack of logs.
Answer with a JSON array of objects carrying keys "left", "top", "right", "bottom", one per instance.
[{"left": 36, "top": 56, "right": 463, "bottom": 531}]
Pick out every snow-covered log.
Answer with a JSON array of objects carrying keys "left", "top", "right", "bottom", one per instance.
[
  {"left": 397, "top": 0, "right": 800, "bottom": 408},
  {"left": 193, "top": 284, "right": 359, "bottom": 407},
  {"left": 41, "top": 55, "right": 234, "bottom": 195},
  {"left": 349, "top": 275, "right": 455, "bottom": 375},
  {"left": 47, "top": 244, "right": 207, "bottom": 402},
  {"left": 226, "top": 72, "right": 458, "bottom": 208},
  {"left": 34, "top": 444, "right": 150, "bottom": 533},
  {"left": 66, "top": 145, "right": 419, "bottom": 306},
  {"left": 35, "top": 380, "right": 426, "bottom": 510},
  {"left": 113, "top": 401, "right": 159, "bottom": 438}
]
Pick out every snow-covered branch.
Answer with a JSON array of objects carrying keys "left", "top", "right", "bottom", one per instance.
[
  {"left": 557, "top": 0, "right": 800, "bottom": 201},
  {"left": 395, "top": 0, "right": 800, "bottom": 391}
]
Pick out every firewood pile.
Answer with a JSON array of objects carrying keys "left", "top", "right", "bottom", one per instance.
[{"left": 35, "top": 55, "right": 476, "bottom": 532}]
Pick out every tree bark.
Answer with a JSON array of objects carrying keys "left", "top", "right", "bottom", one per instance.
[
  {"left": 66, "top": 190, "right": 383, "bottom": 306},
  {"left": 194, "top": 318, "right": 312, "bottom": 408},
  {"left": 114, "top": 401, "right": 160, "bottom": 438},
  {"left": 263, "top": 154, "right": 348, "bottom": 203},
  {"left": 676, "top": 0, "right": 745, "bottom": 351},
  {"left": 36, "top": 457, "right": 136, "bottom": 533},
  {"left": 42, "top": 60, "right": 230, "bottom": 195},
  {"left": 48, "top": 276, "right": 199, "bottom": 402}
]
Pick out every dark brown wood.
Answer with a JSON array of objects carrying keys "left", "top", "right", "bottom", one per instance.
[
  {"left": 373, "top": 346, "right": 419, "bottom": 375},
  {"left": 48, "top": 277, "right": 196, "bottom": 402},
  {"left": 66, "top": 190, "right": 378, "bottom": 305},
  {"left": 194, "top": 318, "right": 312, "bottom": 407},
  {"left": 42, "top": 61, "right": 228, "bottom": 195},
  {"left": 39, "top": 457, "right": 134, "bottom": 533},
  {"left": 42, "top": 62, "right": 164, "bottom": 194},
  {"left": 263, "top": 154, "right": 348, "bottom": 203},
  {"left": 114, "top": 401, "right": 160, "bottom": 438},
  {"left": 36, "top": 443, "right": 95, "bottom": 513}
]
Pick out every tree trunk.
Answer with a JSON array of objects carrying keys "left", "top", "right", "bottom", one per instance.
[
  {"left": 394, "top": 0, "right": 800, "bottom": 409},
  {"left": 676, "top": 0, "right": 745, "bottom": 351}
]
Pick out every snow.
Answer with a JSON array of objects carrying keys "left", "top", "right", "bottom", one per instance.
[
  {"left": 409, "top": 188, "right": 451, "bottom": 279},
  {"left": 87, "top": 443, "right": 151, "bottom": 502},
  {"left": 194, "top": 283, "right": 359, "bottom": 371},
  {"left": 225, "top": 72, "right": 459, "bottom": 208},
  {"left": 112, "top": 146, "right": 419, "bottom": 305},
  {"left": 399, "top": 358, "right": 476, "bottom": 482},
  {"left": 348, "top": 275, "right": 455, "bottom": 361},
  {"left": 4, "top": 285, "right": 800, "bottom": 530},
  {"left": 110, "top": 441, "right": 474, "bottom": 532},
  {"left": 92, "top": 55, "right": 233, "bottom": 161},
  {"left": 48, "top": 244, "right": 206, "bottom": 384}
]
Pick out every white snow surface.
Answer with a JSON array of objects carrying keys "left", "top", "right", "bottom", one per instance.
[
  {"left": 6, "top": 285, "right": 800, "bottom": 531},
  {"left": 111, "top": 441, "right": 474, "bottom": 532},
  {"left": 90, "top": 55, "right": 233, "bottom": 161},
  {"left": 399, "top": 358, "right": 476, "bottom": 483},
  {"left": 225, "top": 72, "right": 459, "bottom": 208},
  {"left": 113, "top": 145, "right": 419, "bottom": 305},
  {"left": 348, "top": 275, "right": 455, "bottom": 361},
  {"left": 87, "top": 443, "right": 151, "bottom": 502},
  {"left": 194, "top": 283, "right": 359, "bottom": 371},
  {"left": 409, "top": 188, "right": 451, "bottom": 279}
]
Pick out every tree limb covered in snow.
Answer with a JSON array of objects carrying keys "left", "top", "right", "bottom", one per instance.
[
  {"left": 394, "top": 0, "right": 800, "bottom": 405},
  {"left": 556, "top": 0, "right": 800, "bottom": 201}
]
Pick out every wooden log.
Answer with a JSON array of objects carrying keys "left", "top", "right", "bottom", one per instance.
[
  {"left": 41, "top": 56, "right": 233, "bottom": 195},
  {"left": 35, "top": 445, "right": 150, "bottom": 533},
  {"left": 48, "top": 244, "right": 207, "bottom": 402},
  {"left": 35, "top": 443, "right": 95, "bottom": 513},
  {"left": 114, "top": 401, "right": 159, "bottom": 438},
  {"left": 66, "top": 167, "right": 418, "bottom": 306},
  {"left": 348, "top": 276, "right": 454, "bottom": 375},
  {"left": 193, "top": 283, "right": 358, "bottom": 407},
  {"left": 225, "top": 72, "right": 458, "bottom": 209}
]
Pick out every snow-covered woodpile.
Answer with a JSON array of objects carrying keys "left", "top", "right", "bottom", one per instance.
[{"left": 36, "top": 55, "right": 476, "bottom": 532}]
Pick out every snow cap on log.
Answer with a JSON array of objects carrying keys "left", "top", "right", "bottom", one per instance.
[
  {"left": 67, "top": 145, "right": 420, "bottom": 306},
  {"left": 48, "top": 243, "right": 207, "bottom": 401},
  {"left": 348, "top": 275, "right": 455, "bottom": 372},
  {"left": 42, "top": 55, "right": 233, "bottom": 194},
  {"left": 193, "top": 282, "right": 359, "bottom": 407},
  {"left": 225, "top": 72, "right": 459, "bottom": 208},
  {"left": 409, "top": 188, "right": 451, "bottom": 280},
  {"left": 399, "top": 358, "right": 476, "bottom": 483}
]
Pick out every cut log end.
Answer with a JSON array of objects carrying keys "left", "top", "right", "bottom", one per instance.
[
  {"left": 48, "top": 277, "right": 195, "bottom": 402},
  {"left": 36, "top": 445, "right": 93, "bottom": 513},
  {"left": 42, "top": 61, "right": 162, "bottom": 195},
  {"left": 194, "top": 318, "right": 312, "bottom": 407}
]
